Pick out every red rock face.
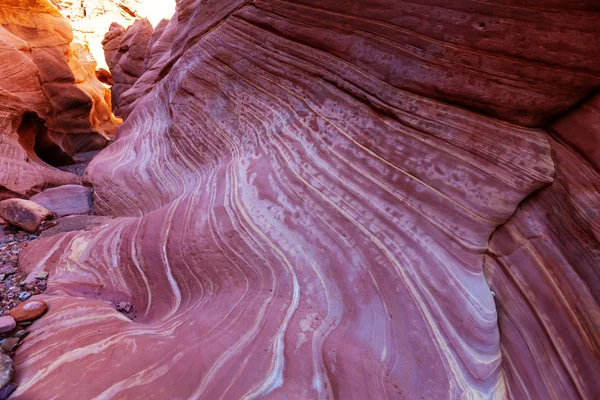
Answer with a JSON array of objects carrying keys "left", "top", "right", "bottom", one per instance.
[
  {"left": 0, "top": 0, "right": 119, "bottom": 199},
  {"left": 50, "top": 0, "right": 176, "bottom": 69},
  {"left": 10, "top": 1, "right": 600, "bottom": 399},
  {"left": 485, "top": 94, "right": 600, "bottom": 399},
  {"left": 102, "top": 19, "right": 154, "bottom": 116}
]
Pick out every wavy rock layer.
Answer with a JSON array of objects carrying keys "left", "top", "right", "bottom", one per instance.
[
  {"left": 485, "top": 94, "right": 600, "bottom": 399},
  {"left": 12, "top": 1, "right": 600, "bottom": 399},
  {"left": 0, "top": 0, "right": 119, "bottom": 199}
]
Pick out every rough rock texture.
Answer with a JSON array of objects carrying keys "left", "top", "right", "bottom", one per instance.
[
  {"left": 0, "top": 0, "right": 120, "bottom": 200},
  {"left": 102, "top": 19, "right": 154, "bottom": 116},
  {"left": 104, "top": 16, "right": 176, "bottom": 117},
  {"left": 50, "top": 0, "right": 176, "bottom": 69},
  {"left": 484, "top": 93, "right": 600, "bottom": 399},
  {"left": 0, "top": 353, "right": 14, "bottom": 391},
  {"left": 0, "top": 199, "right": 52, "bottom": 233},
  {"left": 30, "top": 185, "right": 93, "bottom": 217},
  {"left": 11, "top": 1, "right": 600, "bottom": 399}
]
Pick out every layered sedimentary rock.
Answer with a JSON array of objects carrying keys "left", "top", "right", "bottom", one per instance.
[
  {"left": 485, "top": 94, "right": 600, "bottom": 399},
  {"left": 11, "top": 1, "right": 600, "bottom": 399},
  {"left": 50, "top": 0, "right": 176, "bottom": 69},
  {"left": 102, "top": 19, "right": 154, "bottom": 116},
  {"left": 0, "top": 0, "right": 119, "bottom": 199},
  {"left": 105, "top": 17, "right": 176, "bottom": 117}
]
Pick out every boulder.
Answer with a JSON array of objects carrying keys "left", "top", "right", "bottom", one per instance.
[
  {"left": 7, "top": 299, "right": 47, "bottom": 323},
  {"left": 0, "top": 199, "right": 52, "bottom": 233},
  {"left": 0, "top": 353, "right": 13, "bottom": 390},
  {"left": 0, "top": 317, "right": 15, "bottom": 335},
  {"left": 30, "top": 185, "right": 93, "bottom": 217}
]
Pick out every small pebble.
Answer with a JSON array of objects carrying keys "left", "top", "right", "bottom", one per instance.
[
  {"left": 18, "top": 292, "right": 31, "bottom": 302},
  {"left": 0, "top": 382, "right": 17, "bottom": 399},
  {"left": 14, "top": 330, "right": 28, "bottom": 340},
  {"left": 117, "top": 301, "right": 133, "bottom": 313},
  {"left": 0, "top": 268, "right": 14, "bottom": 276},
  {"left": 35, "top": 271, "right": 48, "bottom": 280},
  {"left": 0, "top": 338, "right": 20, "bottom": 354},
  {"left": 0, "top": 318, "right": 15, "bottom": 335}
]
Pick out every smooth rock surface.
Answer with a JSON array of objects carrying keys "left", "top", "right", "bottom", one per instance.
[
  {"left": 0, "top": 382, "right": 17, "bottom": 400},
  {"left": 7, "top": 300, "right": 47, "bottom": 323},
  {"left": 0, "top": 338, "right": 20, "bottom": 354},
  {"left": 30, "top": 185, "right": 93, "bottom": 217},
  {"left": 10, "top": 1, "right": 600, "bottom": 399},
  {"left": 0, "top": 199, "right": 52, "bottom": 233},
  {"left": 0, "top": 317, "right": 15, "bottom": 335}
]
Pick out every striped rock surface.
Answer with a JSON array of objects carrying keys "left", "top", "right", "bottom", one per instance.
[
  {"left": 485, "top": 94, "right": 600, "bottom": 399},
  {"left": 0, "top": 0, "right": 119, "bottom": 199},
  {"left": 13, "top": 1, "right": 600, "bottom": 399}
]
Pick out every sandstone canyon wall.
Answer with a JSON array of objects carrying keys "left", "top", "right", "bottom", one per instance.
[
  {"left": 0, "top": 0, "right": 119, "bottom": 200},
  {"left": 50, "top": 0, "right": 176, "bottom": 69},
  {"left": 485, "top": 94, "right": 600, "bottom": 399},
  {"left": 6, "top": 0, "right": 600, "bottom": 399}
]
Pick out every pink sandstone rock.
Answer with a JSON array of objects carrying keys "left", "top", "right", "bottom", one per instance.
[
  {"left": 484, "top": 93, "right": 600, "bottom": 399},
  {"left": 102, "top": 19, "right": 154, "bottom": 116},
  {"left": 30, "top": 185, "right": 93, "bottom": 217},
  {"left": 9, "top": 0, "right": 600, "bottom": 399},
  {"left": 0, "top": 199, "right": 52, "bottom": 233},
  {"left": 0, "top": 316, "right": 16, "bottom": 334},
  {"left": 0, "top": 0, "right": 120, "bottom": 200},
  {"left": 49, "top": 0, "right": 176, "bottom": 70}
]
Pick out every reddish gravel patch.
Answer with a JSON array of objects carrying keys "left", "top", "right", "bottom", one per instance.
[{"left": 0, "top": 232, "right": 47, "bottom": 315}]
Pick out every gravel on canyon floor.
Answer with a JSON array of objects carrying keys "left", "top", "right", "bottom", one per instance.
[
  {"left": 0, "top": 231, "right": 48, "bottom": 315},
  {"left": 0, "top": 227, "right": 50, "bottom": 398}
]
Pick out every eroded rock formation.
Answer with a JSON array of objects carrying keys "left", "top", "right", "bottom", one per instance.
[
  {"left": 0, "top": 0, "right": 119, "bottom": 199},
  {"left": 485, "top": 94, "right": 600, "bottom": 399},
  {"left": 102, "top": 18, "right": 154, "bottom": 116},
  {"left": 49, "top": 0, "right": 176, "bottom": 69},
  {"left": 6, "top": 0, "right": 600, "bottom": 399}
]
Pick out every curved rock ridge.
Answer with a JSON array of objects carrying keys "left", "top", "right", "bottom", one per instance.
[
  {"left": 485, "top": 93, "right": 600, "bottom": 399},
  {"left": 110, "top": 0, "right": 600, "bottom": 128},
  {"left": 10, "top": 1, "right": 599, "bottom": 399},
  {"left": 0, "top": 0, "right": 119, "bottom": 199}
]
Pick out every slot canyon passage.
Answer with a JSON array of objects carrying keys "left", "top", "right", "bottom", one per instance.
[{"left": 0, "top": 0, "right": 598, "bottom": 398}]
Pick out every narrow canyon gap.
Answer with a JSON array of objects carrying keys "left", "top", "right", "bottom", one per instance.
[{"left": 0, "top": 0, "right": 598, "bottom": 399}]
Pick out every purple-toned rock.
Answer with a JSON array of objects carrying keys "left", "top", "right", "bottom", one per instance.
[
  {"left": 0, "top": 267, "right": 15, "bottom": 276},
  {"left": 30, "top": 185, "right": 93, "bottom": 217},
  {"left": 0, "top": 317, "right": 15, "bottom": 334},
  {"left": 7, "top": 1, "right": 600, "bottom": 399},
  {"left": 0, "top": 354, "right": 13, "bottom": 390},
  {"left": 0, "top": 382, "right": 17, "bottom": 399},
  {"left": 0, "top": 199, "right": 52, "bottom": 233}
]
